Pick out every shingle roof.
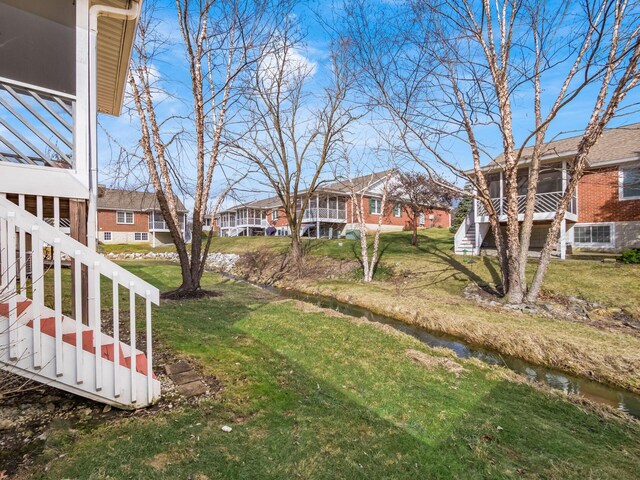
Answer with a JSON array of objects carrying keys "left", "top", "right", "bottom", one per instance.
[
  {"left": 97, "top": 188, "right": 188, "bottom": 213},
  {"left": 321, "top": 170, "right": 394, "bottom": 194},
  {"left": 491, "top": 122, "right": 640, "bottom": 167},
  {"left": 219, "top": 171, "right": 394, "bottom": 213}
]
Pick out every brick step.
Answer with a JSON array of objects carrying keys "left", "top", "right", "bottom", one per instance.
[
  {"left": 25, "top": 317, "right": 155, "bottom": 378},
  {"left": 0, "top": 300, "right": 32, "bottom": 318}
]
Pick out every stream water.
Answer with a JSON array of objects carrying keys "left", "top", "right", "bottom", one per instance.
[{"left": 227, "top": 274, "right": 640, "bottom": 419}]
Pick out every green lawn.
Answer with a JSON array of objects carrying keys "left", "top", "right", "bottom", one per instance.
[{"left": 38, "top": 263, "right": 640, "bottom": 479}]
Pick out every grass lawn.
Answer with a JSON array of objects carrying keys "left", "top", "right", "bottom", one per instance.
[{"left": 37, "top": 262, "right": 640, "bottom": 479}]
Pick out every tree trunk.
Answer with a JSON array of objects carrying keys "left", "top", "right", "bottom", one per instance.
[
  {"left": 290, "top": 230, "right": 304, "bottom": 276},
  {"left": 411, "top": 219, "right": 418, "bottom": 247}
]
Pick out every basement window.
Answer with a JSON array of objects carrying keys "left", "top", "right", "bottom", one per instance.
[
  {"left": 103, "top": 232, "right": 112, "bottom": 241},
  {"left": 574, "top": 223, "right": 614, "bottom": 247},
  {"left": 134, "top": 232, "right": 148, "bottom": 241},
  {"left": 116, "top": 211, "right": 134, "bottom": 224}
]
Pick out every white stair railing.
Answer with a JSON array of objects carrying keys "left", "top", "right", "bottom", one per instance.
[{"left": 0, "top": 195, "right": 160, "bottom": 406}]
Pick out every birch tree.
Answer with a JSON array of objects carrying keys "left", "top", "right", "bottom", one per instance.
[
  {"left": 127, "top": 0, "right": 284, "bottom": 297},
  {"left": 345, "top": 0, "right": 640, "bottom": 304},
  {"left": 230, "top": 27, "right": 358, "bottom": 272}
]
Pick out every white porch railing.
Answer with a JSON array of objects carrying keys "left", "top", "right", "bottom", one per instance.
[
  {"left": 0, "top": 195, "right": 160, "bottom": 408},
  {"left": 301, "top": 207, "right": 347, "bottom": 221},
  {"left": 0, "top": 77, "right": 75, "bottom": 169},
  {"left": 477, "top": 192, "right": 577, "bottom": 217}
]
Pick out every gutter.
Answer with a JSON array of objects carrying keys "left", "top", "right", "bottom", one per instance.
[{"left": 86, "top": 1, "right": 141, "bottom": 249}]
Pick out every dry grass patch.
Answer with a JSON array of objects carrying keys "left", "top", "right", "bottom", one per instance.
[{"left": 406, "top": 349, "right": 467, "bottom": 376}]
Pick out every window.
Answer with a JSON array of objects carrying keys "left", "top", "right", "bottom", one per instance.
[
  {"left": 620, "top": 166, "right": 640, "bottom": 200},
  {"left": 116, "top": 211, "right": 134, "bottom": 224},
  {"left": 103, "top": 232, "right": 112, "bottom": 241},
  {"left": 419, "top": 212, "right": 425, "bottom": 226},
  {"left": 537, "top": 162, "right": 563, "bottom": 194},
  {"left": 205, "top": 217, "right": 212, "bottom": 227},
  {"left": 574, "top": 224, "right": 613, "bottom": 246},
  {"left": 369, "top": 198, "right": 381, "bottom": 215},
  {"left": 393, "top": 204, "right": 402, "bottom": 217},
  {"left": 272, "top": 208, "right": 279, "bottom": 221},
  {"left": 134, "top": 232, "right": 148, "bottom": 241}
]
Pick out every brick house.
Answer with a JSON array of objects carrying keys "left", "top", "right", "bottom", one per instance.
[
  {"left": 454, "top": 123, "right": 640, "bottom": 256},
  {"left": 215, "top": 172, "right": 451, "bottom": 238},
  {"left": 97, "top": 187, "right": 188, "bottom": 246}
]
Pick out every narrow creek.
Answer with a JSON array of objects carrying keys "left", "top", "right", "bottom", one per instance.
[{"left": 224, "top": 274, "right": 640, "bottom": 419}]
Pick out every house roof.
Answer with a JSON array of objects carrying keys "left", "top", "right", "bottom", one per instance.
[
  {"left": 321, "top": 170, "right": 394, "bottom": 194},
  {"left": 97, "top": 187, "right": 188, "bottom": 213},
  {"left": 93, "top": 0, "right": 142, "bottom": 116},
  {"left": 490, "top": 122, "right": 640, "bottom": 169},
  {"left": 217, "top": 171, "right": 398, "bottom": 214}
]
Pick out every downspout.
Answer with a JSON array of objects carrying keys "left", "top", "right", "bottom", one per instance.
[{"left": 87, "top": 1, "right": 140, "bottom": 249}]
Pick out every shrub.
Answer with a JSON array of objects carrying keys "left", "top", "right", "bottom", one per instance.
[{"left": 620, "top": 248, "right": 640, "bottom": 264}]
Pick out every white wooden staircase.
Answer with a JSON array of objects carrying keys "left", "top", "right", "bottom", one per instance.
[{"left": 0, "top": 196, "right": 161, "bottom": 409}]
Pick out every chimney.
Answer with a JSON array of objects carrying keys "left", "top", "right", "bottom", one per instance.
[{"left": 98, "top": 184, "right": 106, "bottom": 198}]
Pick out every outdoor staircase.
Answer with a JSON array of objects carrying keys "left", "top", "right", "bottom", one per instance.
[
  {"left": 0, "top": 196, "right": 161, "bottom": 409},
  {"left": 455, "top": 223, "right": 476, "bottom": 255}
]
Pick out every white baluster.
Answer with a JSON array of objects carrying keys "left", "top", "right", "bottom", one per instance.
[
  {"left": 31, "top": 226, "right": 42, "bottom": 368},
  {"left": 93, "top": 261, "right": 102, "bottom": 391},
  {"left": 129, "top": 281, "right": 136, "bottom": 403},
  {"left": 53, "top": 197, "right": 60, "bottom": 229},
  {"left": 74, "top": 250, "right": 83, "bottom": 384},
  {"left": 18, "top": 195, "right": 26, "bottom": 296},
  {"left": 146, "top": 290, "right": 153, "bottom": 404},
  {"left": 7, "top": 212, "right": 17, "bottom": 360},
  {"left": 0, "top": 212, "right": 7, "bottom": 288},
  {"left": 112, "top": 271, "right": 120, "bottom": 397},
  {"left": 53, "top": 238, "right": 63, "bottom": 376}
]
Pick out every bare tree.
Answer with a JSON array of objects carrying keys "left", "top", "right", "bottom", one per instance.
[
  {"left": 126, "top": 0, "right": 284, "bottom": 297},
  {"left": 388, "top": 172, "right": 456, "bottom": 247},
  {"left": 230, "top": 26, "right": 358, "bottom": 272},
  {"left": 345, "top": 0, "right": 640, "bottom": 303}
]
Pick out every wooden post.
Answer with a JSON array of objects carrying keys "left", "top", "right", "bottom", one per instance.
[{"left": 70, "top": 199, "right": 89, "bottom": 325}]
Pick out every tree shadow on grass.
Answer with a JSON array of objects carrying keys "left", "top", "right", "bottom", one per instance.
[
  {"left": 428, "top": 247, "right": 502, "bottom": 296},
  {"left": 47, "top": 285, "right": 640, "bottom": 479}
]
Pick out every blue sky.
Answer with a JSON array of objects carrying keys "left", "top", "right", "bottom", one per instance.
[{"left": 97, "top": 0, "right": 640, "bottom": 209}]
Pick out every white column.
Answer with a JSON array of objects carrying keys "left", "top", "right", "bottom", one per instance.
[
  {"left": 316, "top": 195, "right": 320, "bottom": 239},
  {"left": 499, "top": 170, "right": 504, "bottom": 217},
  {"left": 560, "top": 218, "right": 566, "bottom": 260}
]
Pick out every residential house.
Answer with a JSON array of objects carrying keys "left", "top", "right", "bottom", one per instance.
[
  {"left": 97, "top": 187, "right": 188, "bottom": 247},
  {"left": 216, "top": 172, "right": 452, "bottom": 238},
  {"left": 0, "top": 0, "right": 160, "bottom": 409},
  {"left": 454, "top": 123, "right": 640, "bottom": 257}
]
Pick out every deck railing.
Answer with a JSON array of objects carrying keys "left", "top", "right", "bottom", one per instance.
[
  {"left": 301, "top": 207, "right": 347, "bottom": 221},
  {"left": 0, "top": 77, "right": 75, "bottom": 169},
  {"left": 477, "top": 192, "right": 576, "bottom": 217},
  {"left": 0, "top": 195, "right": 160, "bottom": 406}
]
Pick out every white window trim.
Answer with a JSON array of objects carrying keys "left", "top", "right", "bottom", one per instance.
[
  {"left": 370, "top": 198, "right": 382, "bottom": 215},
  {"left": 134, "top": 232, "right": 149, "bottom": 241},
  {"left": 572, "top": 222, "right": 615, "bottom": 248},
  {"left": 393, "top": 204, "right": 402, "bottom": 217},
  {"left": 116, "top": 210, "right": 135, "bottom": 224},
  {"left": 619, "top": 164, "right": 640, "bottom": 201}
]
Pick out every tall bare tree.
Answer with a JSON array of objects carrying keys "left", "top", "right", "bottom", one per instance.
[
  {"left": 126, "top": 0, "right": 286, "bottom": 297},
  {"left": 345, "top": 0, "right": 640, "bottom": 304},
  {"left": 230, "top": 26, "right": 358, "bottom": 271}
]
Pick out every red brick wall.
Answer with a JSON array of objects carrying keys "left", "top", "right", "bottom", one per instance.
[
  {"left": 266, "top": 206, "right": 289, "bottom": 227},
  {"left": 578, "top": 166, "right": 640, "bottom": 222},
  {"left": 98, "top": 210, "right": 149, "bottom": 233},
  {"left": 346, "top": 196, "right": 450, "bottom": 229}
]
